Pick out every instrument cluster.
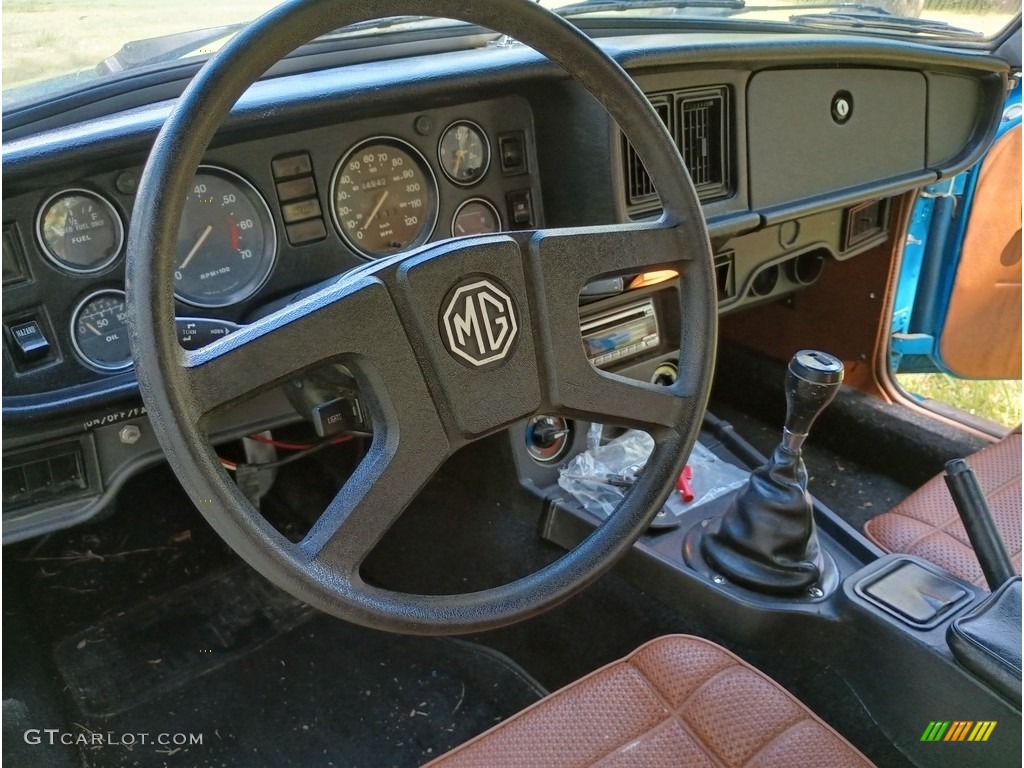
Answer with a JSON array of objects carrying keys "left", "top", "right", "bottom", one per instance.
[{"left": 3, "top": 97, "right": 540, "bottom": 385}]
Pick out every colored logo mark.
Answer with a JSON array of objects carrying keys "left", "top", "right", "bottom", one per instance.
[{"left": 921, "top": 721, "right": 997, "bottom": 742}]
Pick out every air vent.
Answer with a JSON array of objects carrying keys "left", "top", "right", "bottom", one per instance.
[
  {"left": 714, "top": 251, "right": 736, "bottom": 302},
  {"left": 3, "top": 441, "right": 90, "bottom": 511},
  {"left": 679, "top": 89, "right": 729, "bottom": 199},
  {"left": 623, "top": 96, "right": 671, "bottom": 208},
  {"left": 843, "top": 198, "right": 890, "bottom": 252},
  {"left": 623, "top": 86, "right": 731, "bottom": 215}
]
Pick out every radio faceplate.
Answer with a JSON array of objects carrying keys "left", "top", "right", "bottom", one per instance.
[{"left": 581, "top": 298, "right": 659, "bottom": 368}]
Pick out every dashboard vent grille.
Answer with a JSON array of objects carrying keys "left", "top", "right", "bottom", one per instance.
[
  {"left": 623, "top": 86, "right": 731, "bottom": 215},
  {"left": 623, "top": 96, "right": 671, "bottom": 207},
  {"left": 680, "top": 90, "right": 729, "bottom": 198}
]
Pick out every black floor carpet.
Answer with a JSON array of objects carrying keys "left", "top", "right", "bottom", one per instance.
[
  {"left": 53, "top": 570, "right": 544, "bottom": 768},
  {"left": 3, "top": 424, "right": 915, "bottom": 768}
]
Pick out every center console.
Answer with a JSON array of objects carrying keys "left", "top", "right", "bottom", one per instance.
[{"left": 507, "top": 296, "right": 1021, "bottom": 766}]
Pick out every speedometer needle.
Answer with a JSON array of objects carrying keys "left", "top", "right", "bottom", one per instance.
[
  {"left": 362, "top": 190, "right": 390, "bottom": 232},
  {"left": 180, "top": 224, "right": 213, "bottom": 271}
]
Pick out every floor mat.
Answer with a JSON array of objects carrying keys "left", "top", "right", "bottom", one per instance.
[
  {"left": 53, "top": 567, "right": 546, "bottom": 768},
  {"left": 55, "top": 566, "right": 315, "bottom": 717}
]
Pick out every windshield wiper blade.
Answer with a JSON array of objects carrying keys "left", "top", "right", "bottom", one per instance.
[
  {"left": 728, "top": 2, "right": 895, "bottom": 14},
  {"left": 788, "top": 11, "right": 984, "bottom": 38},
  {"left": 553, "top": 0, "right": 746, "bottom": 19},
  {"left": 98, "top": 16, "right": 469, "bottom": 75},
  {"left": 321, "top": 15, "right": 444, "bottom": 36},
  {"left": 98, "top": 24, "right": 248, "bottom": 74}
]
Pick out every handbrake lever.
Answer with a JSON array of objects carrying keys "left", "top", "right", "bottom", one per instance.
[{"left": 944, "top": 458, "right": 1017, "bottom": 590}]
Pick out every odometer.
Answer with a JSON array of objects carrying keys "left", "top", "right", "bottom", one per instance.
[{"left": 331, "top": 137, "right": 438, "bottom": 258}]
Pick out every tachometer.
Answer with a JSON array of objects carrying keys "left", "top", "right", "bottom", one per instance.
[
  {"left": 330, "top": 137, "right": 438, "bottom": 258},
  {"left": 174, "top": 166, "right": 277, "bottom": 308}
]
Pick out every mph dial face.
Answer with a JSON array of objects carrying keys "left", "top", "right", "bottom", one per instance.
[{"left": 331, "top": 137, "right": 439, "bottom": 259}]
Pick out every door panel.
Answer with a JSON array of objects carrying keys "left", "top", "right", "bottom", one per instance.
[{"left": 939, "top": 124, "right": 1022, "bottom": 379}]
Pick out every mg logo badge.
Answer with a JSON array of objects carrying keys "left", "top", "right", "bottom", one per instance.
[{"left": 441, "top": 278, "right": 519, "bottom": 367}]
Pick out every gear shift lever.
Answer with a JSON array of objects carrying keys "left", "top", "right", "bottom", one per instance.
[
  {"left": 781, "top": 351, "right": 845, "bottom": 452},
  {"left": 700, "top": 350, "right": 844, "bottom": 593}
]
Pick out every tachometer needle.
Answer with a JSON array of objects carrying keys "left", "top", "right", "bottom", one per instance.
[
  {"left": 362, "top": 190, "right": 390, "bottom": 232},
  {"left": 179, "top": 224, "right": 213, "bottom": 271}
]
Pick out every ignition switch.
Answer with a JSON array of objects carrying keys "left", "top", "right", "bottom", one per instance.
[{"left": 525, "top": 415, "right": 573, "bottom": 463}]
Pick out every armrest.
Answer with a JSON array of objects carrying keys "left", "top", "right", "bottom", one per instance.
[{"left": 947, "top": 577, "right": 1022, "bottom": 705}]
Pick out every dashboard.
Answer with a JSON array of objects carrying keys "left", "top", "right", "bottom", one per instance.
[
  {"left": 3, "top": 95, "right": 542, "bottom": 396},
  {"left": 1, "top": 30, "right": 1010, "bottom": 542}
]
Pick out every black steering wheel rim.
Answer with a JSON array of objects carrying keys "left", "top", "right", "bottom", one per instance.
[{"left": 127, "top": 0, "right": 717, "bottom": 635}]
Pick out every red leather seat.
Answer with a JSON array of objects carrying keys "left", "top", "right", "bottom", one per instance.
[
  {"left": 864, "top": 430, "right": 1022, "bottom": 588},
  {"left": 425, "top": 635, "right": 873, "bottom": 767}
]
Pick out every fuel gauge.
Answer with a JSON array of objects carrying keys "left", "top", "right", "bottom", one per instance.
[
  {"left": 37, "top": 190, "right": 124, "bottom": 274},
  {"left": 438, "top": 121, "right": 490, "bottom": 186}
]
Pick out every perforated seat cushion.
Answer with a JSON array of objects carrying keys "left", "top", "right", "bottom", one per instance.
[
  {"left": 864, "top": 431, "right": 1022, "bottom": 588},
  {"left": 424, "top": 635, "right": 873, "bottom": 768}
]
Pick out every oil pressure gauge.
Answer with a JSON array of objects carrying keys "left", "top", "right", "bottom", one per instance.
[{"left": 71, "top": 289, "right": 132, "bottom": 372}]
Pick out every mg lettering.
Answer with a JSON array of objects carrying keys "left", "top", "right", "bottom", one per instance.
[{"left": 441, "top": 278, "right": 519, "bottom": 367}]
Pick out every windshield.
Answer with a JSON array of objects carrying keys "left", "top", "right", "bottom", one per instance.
[{"left": 2, "top": 0, "right": 1020, "bottom": 109}]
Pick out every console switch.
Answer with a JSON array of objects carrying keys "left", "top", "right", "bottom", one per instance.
[
  {"left": 311, "top": 396, "right": 367, "bottom": 438},
  {"left": 8, "top": 319, "right": 50, "bottom": 363},
  {"left": 507, "top": 190, "right": 533, "bottom": 227},
  {"left": 498, "top": 132, "right": 527, "bottom": 174}
]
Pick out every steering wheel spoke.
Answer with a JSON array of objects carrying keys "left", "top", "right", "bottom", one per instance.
[
  {"left": 568, "top": 367, "right": 692, "bottom": 435},
  {"left": 299, "top": 424, "right": 449, "bottom": 577},
  {"left": 181, "top": 275, "right": 411, "bottom": 419},
  {"left": 521, "top": 222, "right": 696, "bottom": 438}
]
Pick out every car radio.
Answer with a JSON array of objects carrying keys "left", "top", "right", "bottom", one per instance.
[{"left": 581, "top": 298, "right": 659, "bottom": 368}]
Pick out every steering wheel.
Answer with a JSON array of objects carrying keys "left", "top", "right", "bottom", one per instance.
[{"left": 126, "top": 0, "right": 717, "bottom": 635}]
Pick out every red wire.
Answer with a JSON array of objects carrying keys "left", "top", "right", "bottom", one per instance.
[{"left": 246, "top": 432, "right": 354, "bottom": 451}]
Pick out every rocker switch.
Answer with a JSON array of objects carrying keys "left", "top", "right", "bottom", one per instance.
[{"left": 8, "top": 319, "right": 50, "bottom": 363}]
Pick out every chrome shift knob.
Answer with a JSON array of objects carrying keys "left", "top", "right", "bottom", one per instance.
[{"left": 783, "top": 350, "right": 844, "bottom": 453}]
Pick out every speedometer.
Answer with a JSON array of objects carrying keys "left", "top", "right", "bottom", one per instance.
[
  {"left": 330, "top": 137, "right": 438, "bottom": 258},
  {"left": 174, "top": 166, "right": 277, "bottom": 308}
]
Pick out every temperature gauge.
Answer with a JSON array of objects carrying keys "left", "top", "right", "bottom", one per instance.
[
  {"left": 452, "top": 199, "right": 501, "bottom": 237},
  {"left": 438, "top": 121, "right": 490, "bottom": 186},
  {"left": 71, "top": 289, "right": 132, "bottom": 372}
]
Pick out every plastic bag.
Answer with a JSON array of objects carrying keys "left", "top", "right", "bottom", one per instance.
[{"left": 557, "top": 429, "right": 749, "bottom": 521}]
